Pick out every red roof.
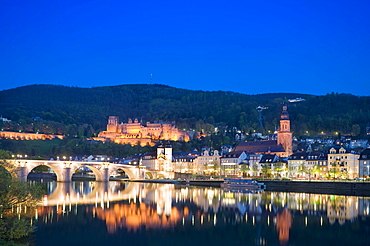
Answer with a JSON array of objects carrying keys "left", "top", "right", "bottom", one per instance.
[{"left": 235, "top": 140, "right": 285, "bottom": 153}]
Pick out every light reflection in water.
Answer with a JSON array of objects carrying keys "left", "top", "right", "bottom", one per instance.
[{"left": 35, "top": 181, "right": 370, "bottom": 245}]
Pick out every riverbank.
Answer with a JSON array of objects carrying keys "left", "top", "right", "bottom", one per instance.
[
  {"left": 263, "top": 180, "right": 370, "bottom": 196},
  {"left": 132, "top": 179, "right": 370, "bottom": 196}
]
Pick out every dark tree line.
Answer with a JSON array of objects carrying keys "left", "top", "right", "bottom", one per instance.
[{"left": 0, "top": 84, "right": 369, "bottom": 141}]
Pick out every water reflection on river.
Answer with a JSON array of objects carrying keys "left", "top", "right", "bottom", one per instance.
[{"left": 33, "top": 181, "right": 370, "bottom": 246}]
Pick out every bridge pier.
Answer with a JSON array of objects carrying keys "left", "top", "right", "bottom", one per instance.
[
  {"left": 89, "top": 166, "right": 110, "bottom": 182},
  {"left": 17, "top": 166, "right": 27, "bottom": 181},
  {"left": 61, "top": 167, "right": 72, "bottom": 182},
  {"left": 100, "top": 167, "right": 109, "bottom": 182}
]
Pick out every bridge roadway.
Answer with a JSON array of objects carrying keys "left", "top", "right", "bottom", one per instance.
[{"left": 5, "top": 159, "right": 147, "bottom": 182}]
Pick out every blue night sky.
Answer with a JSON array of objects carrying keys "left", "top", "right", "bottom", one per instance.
[{"left": 1, "top": 0, "right": 369, "bottom": 95}]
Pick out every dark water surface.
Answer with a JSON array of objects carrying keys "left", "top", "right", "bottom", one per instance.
[{"left": 31, "top": 181, "right": 370, "bottom": 246}]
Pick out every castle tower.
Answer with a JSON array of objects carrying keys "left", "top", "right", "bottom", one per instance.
[
  {"left": 107, "top": 116, "right": 119, "bottom": 132},
  {"left": 277, "top": 104, "right": 293, "bottom": 157}
]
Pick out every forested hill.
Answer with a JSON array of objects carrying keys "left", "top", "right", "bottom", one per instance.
[{"left": 0, "top": 84, "right": 369, "bottom": 137}]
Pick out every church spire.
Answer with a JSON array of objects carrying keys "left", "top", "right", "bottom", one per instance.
[
  {"left": 279, "top": 104, "right": 290, "bottom": 132},
  {"left": 281, "top": 103, "right": 289, "bottom": 120}
]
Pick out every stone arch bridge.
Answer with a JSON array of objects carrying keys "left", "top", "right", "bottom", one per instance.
[{"left": 3, "top": 159, "right": 148, "bottom": 182}]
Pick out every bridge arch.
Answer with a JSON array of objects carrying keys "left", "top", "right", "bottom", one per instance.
[
  {"left": 70, "top": 165, "right": 105, "bottom": 181},
  {"left": 4, "top": 160, "right": 65, "bottom": 182},
  {"left": 0, "top": 161, "right": 19, "bottom": 180},
  {"left": 108, "top": 166, "right": 137, "bottom": 179},
  {"left": 144, "top": 171, "right": 154, "bottom": 179},
  {"left": 27, "top": 163, "right": 62, "bottom": 180}
]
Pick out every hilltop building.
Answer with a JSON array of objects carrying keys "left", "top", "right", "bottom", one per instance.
[
  {"left": 235, "top": 104, "right": 293, "bottom": 157},
  {"left": 0, "top": 131, "right": 64, "bottom": 140},
  {"left": 0, "top": 116, "right": 11, "bottom": 122},
  {"left": 94, "top": 116, "right": 190, "bottom": 146}
]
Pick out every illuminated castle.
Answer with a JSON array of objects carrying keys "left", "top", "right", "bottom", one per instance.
[{"left": 94, "top": 116, "right": 190, "bottom": 146}]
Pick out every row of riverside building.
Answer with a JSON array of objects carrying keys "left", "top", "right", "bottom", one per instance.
[
  {"left": 136, "top": 104, "right": 370, "bottom": 179},
  {"left": 136, "top": 140, "right": 370, "bottom": 180}
]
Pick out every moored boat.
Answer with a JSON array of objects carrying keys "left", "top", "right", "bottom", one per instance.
[{"left": 220, "top": 178, "right": 265, "bottom": 189}]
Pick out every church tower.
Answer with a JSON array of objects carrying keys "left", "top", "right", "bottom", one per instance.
[{"left": 277, "top": 104, "right": 293, "bottom": 157}]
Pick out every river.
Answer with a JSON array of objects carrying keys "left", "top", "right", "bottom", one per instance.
[{"left": 26, "top": 181, "right": 370, "bottom": 245}]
